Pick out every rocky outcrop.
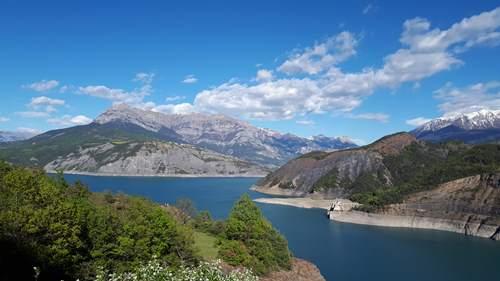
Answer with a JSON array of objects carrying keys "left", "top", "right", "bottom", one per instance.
[
  {"left": 260, "top": 258, "right": 326, "bottom": 281},
  {"left": 45, "top": 141, "right": 269, "bottom": 176},
  {"left": 328, "top": 174, "right": 500, "bottom": 240},
  {"left": 255, "top": 132, "right": 415, "bottom": 197}
]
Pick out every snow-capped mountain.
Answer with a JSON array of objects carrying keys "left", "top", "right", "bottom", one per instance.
[
  {"left": 412, "top": 109, "right": 500, "bottom": 143},
  {"left": 95, "top": 104, "right": 358, "bottom": 166},
  {"left": 0, "top": 131, "right": 37, "bottom": 143}
]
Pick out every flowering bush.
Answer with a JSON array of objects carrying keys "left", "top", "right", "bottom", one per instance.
[{"left": 95, "top": 259, "right": 258, "bottom": 281}]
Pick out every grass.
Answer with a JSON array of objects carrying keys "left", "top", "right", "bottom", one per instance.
[{"left": 193, "top": 231, "right": 219, "bottom": 261}]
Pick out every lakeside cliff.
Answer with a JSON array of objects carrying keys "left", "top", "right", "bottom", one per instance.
[{"left": 254, "top": 132, "right": 500, "bottom": 240}]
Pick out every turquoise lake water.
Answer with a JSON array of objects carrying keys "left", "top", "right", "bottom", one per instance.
[{"left": 63, "top": 175, "right": 500, "bottom": 281}]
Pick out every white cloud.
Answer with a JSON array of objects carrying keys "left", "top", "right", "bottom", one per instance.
[
  {"left": 152, "top": 103, "right": 195, "bottom": 115},
  {"left": 348, "top": 113, "right": 389, "bottom": 123},
  {"left": 29, "top": 96, "right": 65, "bottom": 107},
  {"left": 16, "top": 111, "right": 51, "bottom": 118},
  {"left": 165, "top": 95, "right": 186, "bottom": 102},
  {"left": 59, "top": 85, "right": 70, "bottom": 93},
  {"left": 256, "top": 69, "right": 273, "bottom": 82},
  {"left": 16, "top": 127, "right": 42, "bottom": 135},
  {"left": 23, "top": 80, "right": 59, "bottom": 92},
  {"left": 401, "top": 8, "right": 500, "bottom": 53},
  {"left": 406, "top": 117, "right": 432, "bottom": 126},
  {"left": 193, "top": 8, "right": 500, "bottom": 121},
  {"left": 0, "top": 117, "right": 9, "bottom": 122},
  {"left": 79, "top": 73, "right": 154, "bottom": 107},
  {"left": 26, "top": 96, "right": 65, "bottom": 114},
  {"left": 296, "top": 120, "right": 315, "bottom": 125},
  {"left": 362, "top": 4, "right": 374, "bottom": 15},
  {"left": 434, "top": 81, "right": 500, "bottom": 116},
  {"left": 133, "top": 72, "right": 155, "bottom": 84},
  {"left": 182, "top": 74, "right": 198, "bottom": 84},
  {"left": 47, "top": 115, "right": 93, "bottom": 126},
  {"left": 278, "top": 32, "right": 358, "bottom": 75}
]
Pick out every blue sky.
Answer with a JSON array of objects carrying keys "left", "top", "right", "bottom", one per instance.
[{"left": 1, "top": 0, "right": 500, "bottom": 143}]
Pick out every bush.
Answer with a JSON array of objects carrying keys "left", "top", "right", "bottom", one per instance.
[
  {"left": 0, "top": 163, "right": 197, "bottom": 281},
  {"left": 218, "top": 194, "right": 292, "bottom": 275},
  {"left": 95, "top": 259, "right": 258, "bottom": 281}
]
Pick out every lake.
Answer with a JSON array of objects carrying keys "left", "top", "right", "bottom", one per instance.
[{"left": 63, "top": 174, "right": 500, "bottom": 281}]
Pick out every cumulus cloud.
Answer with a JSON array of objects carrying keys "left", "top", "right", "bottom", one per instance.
[
  {"left": 165, "top": 95, "right": 186, "bottom": 102},
  {"left": 27, "top": 96, "right": 65, "bottom": 114},
  {"left": 296, "top": 120, "right": 315, "bottom": 125},
  {"left": 193, "top": 8, "right": 500, "bottom": 120},
  {"left": 256, "top": 69, "right": 273, "bottom": 82},
  {"left": 29, "top": 96, "right": 65, "bottom": 107},
  {"left": 348, "top": 113, "right": 390, "bottom": 123},
  {"left": 278, "top": 32, "right": 358, "bottom": 75},
  {"left": 16, "top": 127, "right": 42, "bottom": 135},
  {"left": 434, "top": 81, "right": 500, "bottom": 117},
  {"left": 152, "top": 103, "right": 195, "bottom": 115},
  {"left": 133, "top": 72, "right": 155, "bottom": 84},
  {"left": 182, "top": 74, "right": 198, "bottom": 84},
  {"left": 0, "top": 116, "right": 9, "bottom": 122},
  {"left": 362, "top": 4, "right": 375, "bottom": 15},
  {"left": 23, "top": 80, "right": 59, "bottom": 92},
  {"left": 79, "top": 73, "right": 154, "bottom": 107},
  {"left": 47, "top": 115, "right": 93, "bottom": 126},
  {"left": 406, "top": 117, "right": 432, "bottom": 126}
]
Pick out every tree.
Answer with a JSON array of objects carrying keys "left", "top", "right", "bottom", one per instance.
[
  {"left": 175, "top": 198, "right": 197, "bottom": 224},
  {"left": 219, "top": 194, "right": 292, "bottom": 275}
]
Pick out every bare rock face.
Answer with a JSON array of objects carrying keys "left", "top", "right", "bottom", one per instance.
[
  {"left": 255, "top": 132, "right": 415, "bottom": 197},
  {"left": 260, "top": 258, "right": 326, "bottom": 281},
  {"left": 95, "top": 104, "right": 357, "bottom": 167},
  {"left": 45, "top": 141, "right": 269, "bottom": 176},
  {"left": 381, "top": 173, "right": 500, "bottom": 239}
]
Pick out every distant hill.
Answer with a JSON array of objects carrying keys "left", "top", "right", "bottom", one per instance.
[
  {"left": 0, "top": 130, "right": 37, "bottom": 143},
  {"left": 0, "top": 105, "right": 356, "bottom": 176},
  {"left": 255, "top": 132, "right": 500, "bottom": 207},
  {"left": 412, "top": 109, "right": 500, "bottom": 143}
]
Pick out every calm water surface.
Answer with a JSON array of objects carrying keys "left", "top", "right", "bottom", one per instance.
[{"left": 64, "top": 175, "right": 500, "bottom": 281}]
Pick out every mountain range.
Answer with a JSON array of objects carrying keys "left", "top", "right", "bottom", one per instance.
[
  {"left": 0, "top": 105, "right": 357, "bottom": 176},
  {"left": 412, "top": 109, "right": 500, "bottom": 143},
  {"left": 0, "top": 131, "right": 37, "bottom": 143}
]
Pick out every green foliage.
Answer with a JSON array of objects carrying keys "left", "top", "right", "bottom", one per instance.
[
  {"left": 194, "top": 232, "right": 219, "bottom": 261},
  {"left": 218, "top": 194, "right": 292, "bottom": 275},
  {"left": 312, "top": 168, "right": 339, "bottom": 192},
  {"left": 175, "top": 198, "right": 198, "bottom": 223},
  {"left": 95, "top": 259, "right": 258, "bottom": 281},
  {"left": 350, "top": 142, "right": 500, "bottom": 208},
  {"left": 0, "top": 162, "right": 196, "bottom": 280}
]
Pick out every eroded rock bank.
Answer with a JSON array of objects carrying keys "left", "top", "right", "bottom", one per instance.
[
  {"left": 256, "top": 174, "right": 500, "bottom": 240},
  {"left": 260, "top": 258, "right": 326, "bottom": 281}
]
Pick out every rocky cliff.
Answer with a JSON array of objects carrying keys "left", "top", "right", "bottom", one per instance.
[
  {"left": 255, "top": 132, "right": 416, "bottom": 197},
  {"left": 329, "top": 174, "right": 500, "bottom": 240},
  {"left": 45, "top": 141, "right": 268, "bottom": 176}
]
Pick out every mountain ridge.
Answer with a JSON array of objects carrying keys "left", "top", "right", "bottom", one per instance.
[{"left": 94, "top": 104, "right": 358, "bottom": 167}]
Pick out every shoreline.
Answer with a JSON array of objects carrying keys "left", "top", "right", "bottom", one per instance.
[
  {"left": 46, "top": 170, "right": 266, "bottom": 178},
  {"left": 253, "top": 197, "right": 500, "bottom": 240},
  {"left": 329, "top": 210, "right": 500, "bottom": 240},
  {"left": 254, "top": 197, "right": 333, "bottom": 210}
]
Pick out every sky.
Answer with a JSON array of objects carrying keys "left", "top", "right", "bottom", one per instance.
[{"left": 1, "top": 0, "right": 500, "bottom": 144}]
